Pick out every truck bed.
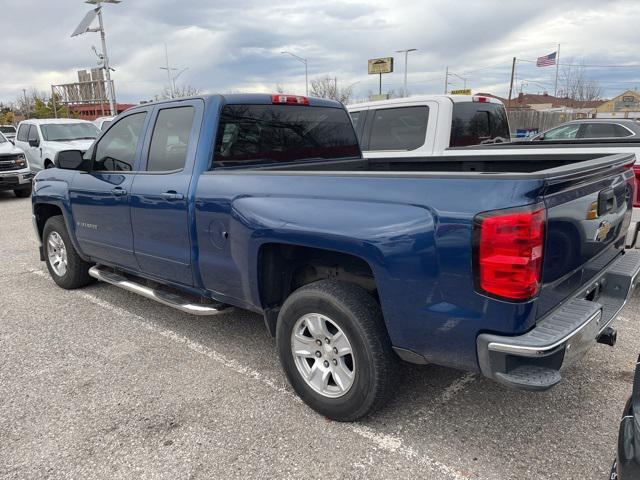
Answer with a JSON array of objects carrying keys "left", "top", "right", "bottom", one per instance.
[{"left": 251, "top": 152, "right": 631, "bottom": 178}]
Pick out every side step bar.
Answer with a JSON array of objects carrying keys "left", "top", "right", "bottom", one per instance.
[{"left": 88, "top": 266, "right": 232, "bottom": 316}]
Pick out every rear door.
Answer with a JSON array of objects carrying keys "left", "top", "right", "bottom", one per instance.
[
  {"left": 69, "top": 109, "right": 150, "bottom": 268},
  {"left": 536, "top": 158, "right": 635, "bottom": 317},
  {"left": 129, "top": 100, "right": 202, "bottom": 286}
]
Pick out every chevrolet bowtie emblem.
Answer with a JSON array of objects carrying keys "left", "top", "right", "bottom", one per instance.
[{"left": 594, "top": 221, "right": 612, "bottom": 242}]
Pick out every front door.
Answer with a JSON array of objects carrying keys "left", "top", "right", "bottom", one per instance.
[
  {"left": 69, "top": 110, "right": 149, "bottom": 269},
  {"left": 130, "top": 101, "right": 201, "bottom": 285}
]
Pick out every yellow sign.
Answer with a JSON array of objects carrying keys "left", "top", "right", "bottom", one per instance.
[
  {"left": 368, "top": 57, "right": 394, "bottom": 75},
  {"left": 450, "top": 89, "right": 472, "bottom": 95}
]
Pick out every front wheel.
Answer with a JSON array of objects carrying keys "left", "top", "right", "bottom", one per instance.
[
  {"left": 13, "top": 184, "right": 32, "bottom": 198},
  {"left": 276, "top": 280, "right": 397, "bottom": 421},
  {"left": 43, "top": 215, "right": 93, "bottom": 289}
]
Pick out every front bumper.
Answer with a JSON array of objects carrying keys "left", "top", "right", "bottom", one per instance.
[
  {"left": 0, "top": 169, "right": 33, "bottom": 189},
  {"left": 477, "top": 250, "right": 640, "bottom": 391}
]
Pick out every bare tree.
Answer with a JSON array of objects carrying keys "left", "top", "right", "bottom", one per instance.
[
  {"left": 559, "top": 59, "right": 603, "bottom": 102},
  {"left": 159, "top": 84, "right": 201, "bottom": 100},
  {"left": 309, "top": 76, "right": 354, "bottom": 104},
  {"left": 275, "top": 83, "right": 285, "bottom": 94}
]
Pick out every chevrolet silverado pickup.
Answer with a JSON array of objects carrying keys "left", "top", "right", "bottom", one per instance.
[
  {"left": 0, "top": 131, "right": 32, "bottom": 197},
  {"left": 32, "top": 93, "right": 640, "bottom": 421}
]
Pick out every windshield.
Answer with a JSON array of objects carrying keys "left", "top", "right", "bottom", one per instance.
[
  {"left": 450, "top": 102, "right": 510, "bottom": 147},
  {"left": 100, "top": 120, "right": 113, "bottom": 130},
  {"left": 0, "top": 126, "right": 16, "bottom": 134},
  {"left": 40, "top": 123, "right": 100, "bottom": 142},
  {"left": 214, "top": 105, "right": 360, "bottom": 167},
  {"left": 0, "top": 132, "right": 6, "bottom": 143}
]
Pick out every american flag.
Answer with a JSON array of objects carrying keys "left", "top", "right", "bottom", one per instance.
[{"left": 536, "top": 51, "right": 557, "bottom": 67}]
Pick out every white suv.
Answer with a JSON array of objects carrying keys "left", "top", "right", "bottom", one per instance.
[{"left": 14, "top": 119, "right": 100, "bottom": 172}]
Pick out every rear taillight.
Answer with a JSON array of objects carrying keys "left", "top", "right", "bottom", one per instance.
[
  {"left": 271, "top": 94, "right": 309, "bottom": 105},
  {"left": 473, "top": 204, "right": 546, "bottom": 301},
  {"left": 632, "top": 165, "right": 640, "bottom": 207}
]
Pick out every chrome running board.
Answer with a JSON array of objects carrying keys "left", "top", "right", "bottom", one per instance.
[{"left": 88, "top": 265, "right": 232, "bottom": 316}]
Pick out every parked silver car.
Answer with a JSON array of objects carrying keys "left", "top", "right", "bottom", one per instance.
[{"left": 532, "top": 119, "right": 640, "bottom": 141}]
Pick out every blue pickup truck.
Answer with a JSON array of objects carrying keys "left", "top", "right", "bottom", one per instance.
[{"left": 32, "top": 93, "right": 640, "bottom": 421}]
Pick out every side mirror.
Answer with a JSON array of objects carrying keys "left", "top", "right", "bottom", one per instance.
[
  {"left": 28, "top": 138, "right": 39, "bottom": 147},
  {"left": 55, "top": 150, "right": 87, "bottom": 171}
]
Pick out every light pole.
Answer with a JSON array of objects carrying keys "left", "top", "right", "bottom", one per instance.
[
  {"left": 396, "top": 48, "right": 417, "bottom": 97},
  {"left": 281, "top": 51, "right": 308, "bottom": 96},
  {"left": 159, "top": 44, "right": 189, "bottom": 99},
  {"left": 72, "top": 0, "right": 120, "bottom": 116}
]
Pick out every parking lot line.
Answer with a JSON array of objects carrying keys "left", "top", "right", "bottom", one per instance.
[{"left": 28, "top": 269, "right": 471, "bottom": 480}]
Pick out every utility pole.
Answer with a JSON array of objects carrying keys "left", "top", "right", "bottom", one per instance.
[
  {"left": 95, "top": 4, "right": 116, "bottom": 116},
  {"left": 554, "top": 43, "right": 561, "bottom": 97},
  {"left": 507, "top": 57, "right": 516, "bottom": 109},
  {"left": 72, "top": 0, "right": 120, "bottom": 117},
  {"left": 281, "top": 51, "right": 308, "bottom": 96},
  {"left": 22, "top": 89, "right": 28, "bottom": 119},
  {"left": 444, "top": 66, "right": 448, "bottom": 94},
  {"left": 163, "top": 43, "right": 174, "bottom": 98},
  {"left": 396, "top": 48, "right": 417, "bottom": 97}
]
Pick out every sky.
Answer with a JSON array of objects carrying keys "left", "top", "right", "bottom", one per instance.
[{"left": 2, "top": 0, "right": 640, "bottom": 106}]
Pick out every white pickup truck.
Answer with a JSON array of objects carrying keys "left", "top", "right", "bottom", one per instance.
[
  {"left": 347, "top": 95, "right": 640, "bottom": 247},
  {"left": 14, "top": 119, "right": 100, "bottom": 172}
]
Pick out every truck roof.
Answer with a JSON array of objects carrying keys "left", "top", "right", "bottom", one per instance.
[
  {"left": 19, "top": 118, "right": 94, "bottom": 125},
  {"left": 347, "top": 94, "right": 503, "bottom": 110},
  {"left": 129, "top": 93, "right": 345, "bottom": 112}
]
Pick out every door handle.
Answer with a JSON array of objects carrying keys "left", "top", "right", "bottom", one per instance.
[
  {"left": 111, "top": 187, "right": 127, "bottom": 196},
  {"left": 161, "top": 191, "right": 184, "bottom": 201}
]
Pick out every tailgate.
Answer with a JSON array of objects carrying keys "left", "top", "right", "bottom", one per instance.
[{"left": 536, "top": 154, "right": 636, "bottom": 318}]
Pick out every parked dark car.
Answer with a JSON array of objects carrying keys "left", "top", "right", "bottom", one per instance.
[
  {"left": 533, "top": 119, "right": 640, "bottom": 141},
  {"left": 611, "top": 353, "right": 640, "bottom": 479}
]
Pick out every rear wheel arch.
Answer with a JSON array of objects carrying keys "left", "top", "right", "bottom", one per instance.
[{"left": 257, "top": 243, "right": 382, "bottom": 335}]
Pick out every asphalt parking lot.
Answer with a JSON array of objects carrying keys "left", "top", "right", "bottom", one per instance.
[{"left": 1, "top": 191, "right": 639, "bottom": 479}]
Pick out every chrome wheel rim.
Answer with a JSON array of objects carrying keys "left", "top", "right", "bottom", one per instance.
[
  {"left": 291, "top": 313, "right": 355, "bottom": 398},
  {"left": 47, "top": 231, "right": 68, "bottom": 277}
]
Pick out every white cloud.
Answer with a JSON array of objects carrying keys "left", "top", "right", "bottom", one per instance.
[{"left": 1, "top": 0, "right": 638, "bottom": 106}]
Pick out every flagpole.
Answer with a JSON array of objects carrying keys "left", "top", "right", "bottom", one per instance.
[{"left": 554, "top": 43, "right": 560, "bottom": 97}]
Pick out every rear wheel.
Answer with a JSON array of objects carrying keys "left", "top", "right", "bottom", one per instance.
[
  {"left": 276, "top": 280, "right": 396, "bottom": 421},
  {"left": 43, "top": 215, "right": 93, "bottom": 289}
]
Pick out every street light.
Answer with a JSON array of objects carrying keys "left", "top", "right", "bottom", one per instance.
[
  {"left": 281, "top": 51, "right": 308, "bottom": 96},
  {"left": 159, "top": 43, "right": 189, "bottom": 99},
  {"left": 72, "top": 0, "right": 120, "bottom": 116},
  {"left": 396, "top": 48, "right": 417, "bottom": 97}
]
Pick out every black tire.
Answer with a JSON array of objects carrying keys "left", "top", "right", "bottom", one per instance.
[
  {"left": 43, "top": 215, "right": 93, "bottom": 289},
  {"left": 13, "top": 184, "right": 32, "bottom": 198},
  {"left": 44, "top": 161, "right": 54, "bottom": 169},
  {"left": 276, "top": 280, "right": 397, "bottom": 421}
]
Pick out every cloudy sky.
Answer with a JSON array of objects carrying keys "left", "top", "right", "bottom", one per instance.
[{"left": 2, "top": 0, "right": 640, "bottom": 106}]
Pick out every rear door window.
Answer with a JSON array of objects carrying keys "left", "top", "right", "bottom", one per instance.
[
  {"left": 366, "top": 106, "right": 428, "bottom": 151},
  {"left": 147, "top": 106, "right": 195, "bottom": 172},
  {"left": 213, "top": 105, "right": 360, "bottom": 167},
  {"left": 450, "top": 102, "right": 510, "bottom": 147},
  {"left": 580, "top": 123, "right": 619, "bottom": 138}
]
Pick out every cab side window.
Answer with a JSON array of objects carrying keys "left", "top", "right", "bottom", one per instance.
[
  {"left": 93, "top": 112, "right": 146, "bottom": 172},
  {"left": 16, "top": 124, "right": 29, "bottom": 142},
  {"left": 147, "top": 106, "right": 195, "bottom": 172}
]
